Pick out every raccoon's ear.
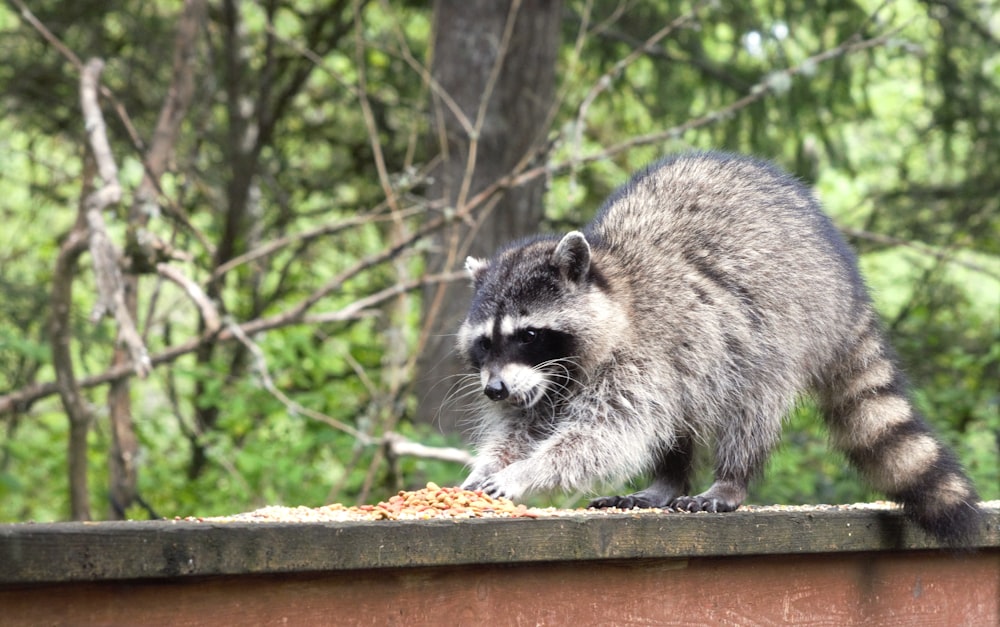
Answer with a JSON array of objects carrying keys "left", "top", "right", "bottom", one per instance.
[
  {"left": 464, "top": 256, "right": 488, "bottom": 281},
  {"left": 552, "top": 231, "right": 591, "bottom": 285}
]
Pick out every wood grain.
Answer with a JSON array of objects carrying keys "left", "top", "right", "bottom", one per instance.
[
  {"left": 1, "top": 506, "right": 998, "bottom": 584},
  {"left": 0, "top": 510, "right": 1000, "bottom": 584},
  {"left": 2, "top": 507, "right": 998, "bottom": 625},
  {"left": 1, "top": 552, "right": 997, "bottom": 626}
]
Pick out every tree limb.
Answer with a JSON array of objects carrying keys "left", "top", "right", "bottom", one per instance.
[
  {"left": 383, "top": 432, "right": 473, "bottom": 466},
  {"left": 156, "top": 263, "right": 221, "bottom": 333},
  {"left": 0, "top": 271, "right": 465, "bottom": 416},
  {"left": 80, "top": 58, "right": 151, "bottom": 378},
  {"left": 227, "top": 307, "right": 473, "bottom": 467},
  {"left": 50, "top": 195, "right": 94, "bottom": 522},
  {"left": 842, "top": 227, "right": 1000, "bottom": 281},
  {"left": 572, "top": 2, "right": 708, "bottom": 158},
  {"left": 451, "top": 23, "right": 909, "bottom": 226}
]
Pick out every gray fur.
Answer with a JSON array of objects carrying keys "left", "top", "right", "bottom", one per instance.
[{"left": 455, "top": 152, "right": 982, "bottom": 544}]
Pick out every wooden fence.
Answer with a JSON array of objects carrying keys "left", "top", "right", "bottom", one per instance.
[{"left": 2, "top": 504, "right": 998, "bottom": 625}]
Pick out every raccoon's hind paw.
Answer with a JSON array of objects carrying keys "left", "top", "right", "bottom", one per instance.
[
  {"left": 670, "top": 495, "right": 739, "bottom": 513},
  {"left": 588, "top": 493, "right": 672, "bottom": 510},
  {"left": 670, "top": 480, "right": 747, "bottom": 513},
  {"left": 588, "top": 494, "right": 632, "bottom": 509}
]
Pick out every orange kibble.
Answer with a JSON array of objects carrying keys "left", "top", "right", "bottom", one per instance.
[{"left": 308, "top": 484, "right": 538, "bottom": 521}]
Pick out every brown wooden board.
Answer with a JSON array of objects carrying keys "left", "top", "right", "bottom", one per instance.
[
  {"left": 1, "top": 551, "right": 997, "bottom": 625},
  {"left": 2, "top": 505, "right": 998, "bottom": 584}
]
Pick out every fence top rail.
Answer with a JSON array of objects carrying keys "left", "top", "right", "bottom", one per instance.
[{"left": 2, "top": 503, "right": 998, "bottom": 584}]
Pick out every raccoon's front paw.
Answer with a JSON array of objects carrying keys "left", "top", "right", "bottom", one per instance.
[
  {"left": 461, "top": 462, "right": 502, "bottom": 492},
  {"left": 475, "top": 464, "right": 530, "bottom": 501},
  {"left": 461, "top": 477, "right": 484, "bottom": 492},
  {"left": 460, "top": 473, "right": 486, "bottom": 492}
]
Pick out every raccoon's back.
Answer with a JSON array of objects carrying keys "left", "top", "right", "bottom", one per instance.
[
  {"left": 590, "top": 152, "right": 855, "bottom": 281},
  {"left": 587, "top": 152, "right": 867, "bottom": 359}
]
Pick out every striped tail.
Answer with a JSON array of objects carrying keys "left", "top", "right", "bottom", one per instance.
[{"left": 818, "top": 314, "right": 982, "bottom": 545}]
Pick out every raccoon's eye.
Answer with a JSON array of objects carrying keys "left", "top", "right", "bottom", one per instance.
[
  {"left": 517, "top": 328, "right": 539, "bottom": 344},
  {"left": 477, "top": 336, "right": 492, "bottom": 352}
]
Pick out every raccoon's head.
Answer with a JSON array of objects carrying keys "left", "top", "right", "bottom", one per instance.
[{"left": 457, "top": 231, "right": 625, "bottom": 409}]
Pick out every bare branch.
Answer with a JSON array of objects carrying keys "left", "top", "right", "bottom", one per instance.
[
  {"left": 80, "top": 59, "right": 151, "bottom": 378},
  {"left": 11, "top": 0, "right": 150, "bottom": 157},
  {"left": 374, "top": 0, "right": 475, "bottom": 137},
  {"left": 50, "top": 192, "right": 94, "bottom": 521},
  {"left": 353, "top": 0, "right": 402, "bottom": 217},
  {"left": 842, "top": 227, "right": 1000, "bottom": 281},
  {"left": 383, "top": 432, "right": 473, "bottom": 466},
  {"left": 228, "top": 314, "right": 473, "bottom": 466},
  {"left": 211, "top": 204, "right": 429, "bottom": 280},
  {"left": 156, "top": 263, "right": 221, "bottom": 333},
  {"left": 128, "top": 0, "right": 211, "bottom": 254},
  {"left": 226, "top": 319, "right": 371, "bottom": 441},
  {"left": 0, "top": 271, "right": 466, "bottom": 416},
  {"left": 458, "top": 24, "right": 909, "bottom": 221},
  {"left": 84, "top": 208, "right": 123, "bottom": 322},
  {"left": 9, "top": 0, "right": 84, "bottom": 70},
  {"left": 456, "top": 0, "right": 522, "bottom": 211},
  {"left": 80, "top": 60, "right": 121, "bottom": 208},
  {"left": 302, "top": 270, "right": 466, "bottom": 325},
  {"left": 601, "top": 30, "right": 904, "bottom": 160},
  {"left": 572, "top": 2, "right": 706, "bottom": 158}
]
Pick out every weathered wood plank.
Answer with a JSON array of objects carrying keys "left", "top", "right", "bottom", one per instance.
[
  {"left": 2, "top": 551, "right": 998, "bottom": 626},
  {"left": 2, "top": 506, "right": 998, "bottom": 584}
]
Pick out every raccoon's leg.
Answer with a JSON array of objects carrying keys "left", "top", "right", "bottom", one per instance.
[
  {"left": 588, "top": 435, "right": 694, "bottom": 509},
  {"left": 671, "top": 404, "right": 784, "bottom": 513},
  {"left": 472, "top": 403, "right": 665, "bottom": 501},
  {"left": 817, "top": 317, "right": 982, "bottom": 544}
]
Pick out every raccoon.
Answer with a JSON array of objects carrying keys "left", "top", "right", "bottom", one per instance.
[{"left": 455, "top": 151, "right": 982, "bottom": 544}]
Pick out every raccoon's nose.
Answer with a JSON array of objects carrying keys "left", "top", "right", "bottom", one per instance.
[{"left": 484, "top": 377, "right": 509, "bottom": 401}]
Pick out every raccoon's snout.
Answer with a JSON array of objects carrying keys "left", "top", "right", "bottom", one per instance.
[
  {"left": 480, "top": 363, "right": 547, "bottom": 407},
  {"left": 484, "top": 376, "right": 509, "bottom": 401}
]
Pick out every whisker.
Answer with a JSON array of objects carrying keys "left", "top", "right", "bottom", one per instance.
[{"left": 436, "top": 373, "right": 485, "bottom": 424}]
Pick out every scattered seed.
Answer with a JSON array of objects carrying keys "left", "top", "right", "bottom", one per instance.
[{"left": 183, "top": 486, "right": 970, "bottom": 524}]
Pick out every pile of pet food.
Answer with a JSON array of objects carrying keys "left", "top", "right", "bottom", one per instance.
[{"left": 186, "top": 483, "right": 549, "bottom": 523}]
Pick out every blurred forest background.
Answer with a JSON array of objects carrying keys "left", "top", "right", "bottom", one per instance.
[{"left": 0, "top": 0, "right": 996, "bottom": 522}]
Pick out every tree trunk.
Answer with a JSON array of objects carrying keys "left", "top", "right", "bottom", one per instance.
[
  {"left": 107, "top": 0, "right": 206, "bottom": 519},
  {"left": 107, "top": 336, "right": 138, "bottom": 519},
  {"left": 416, "top": 0, "right": 563, "bottom": 432},
  {"left": 51, "top": 204, "right": 93, "bottom": 522}
]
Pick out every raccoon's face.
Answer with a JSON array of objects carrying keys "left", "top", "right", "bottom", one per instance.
[
  {"left": 458, "top": 231, "right": 620, "bottom": 409},
  {"left": 462, "top": 319, "right": 578, "bottom": 408}
]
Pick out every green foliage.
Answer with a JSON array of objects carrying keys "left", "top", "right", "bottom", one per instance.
[
  {"left": 753, "top": 402, "right": 874, "bottom": 506},
  {"left": 0, "top": 0, "right": 996, "bottom": 522}
]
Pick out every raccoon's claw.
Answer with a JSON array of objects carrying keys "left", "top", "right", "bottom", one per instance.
[
  {"left": 465, "top": 478, "right": 513, "bottom": 501},
  {"left": 473, "top": 463, "right": 532, "bottom": 501},
  {"left": 670, "top": 495, "right": 738, "bottom": 513},
  {"left": 461, "top": 462, "right": 504, "bottom": 493},
  {"left": 461, "top": 477, "right": 483, "bottom": 492},
  {"left": 588, "top": 495, "right": 627, "bottom": 509},
  {"left": 588, "top": 494, "right": 671, "bottom": 510},
  {"left": 476, "top": 477, "right": 513, "bottom": 500}
]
